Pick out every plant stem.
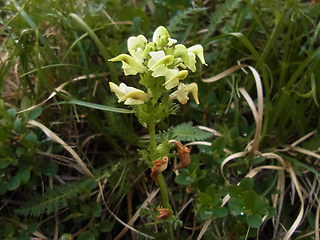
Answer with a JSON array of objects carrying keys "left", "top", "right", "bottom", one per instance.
[
  {"left": 148, "top": 114, "right": 174, "bottom": 239},
  {"left": 148, "top": 118, "right": 157, "bottom": 161},
  {"left": 148, "top": 118, "right": 171, "bottom": 209},
  {"left": 157, "top": 173, "right": 170, "bottom": 209}
]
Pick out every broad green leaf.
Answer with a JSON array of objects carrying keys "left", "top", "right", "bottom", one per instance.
[
  {"left": 247, "top": 213, "right": 262, "bottom": 228},
  {"left": 13, "top": 118, "right": 22, "bottom": 133},
  {"left": 0, "top": 184, "right": 7, "bottom": 195},
  {"left": 175, "top": 173, "right": 195, "bottom": 185},
  {"left": 212, "top": 136, "right": 226, "bottom": 154},
  {"left": 243, "top": 190, "right": 257, "bottom": 210},
  {"left": 28, "top": 107, "right": 42, "bottom": 120},
  {"left": 42, "top": 162, "right": 59, "bottom": 176},
  {"left": 97, "top": 221, "right": 114, "bottom": 232},
  {"left": 240, "top": 178, "right": 254, "bottom": 191},
  {"left": 198, "top": 192, "right": 213, "bottom": 206},
  {"left": 60, "top": 234, "right": 73, "bottom": 240},
  {"left": 20, "top": 96, "right": 32, "bottom": 110},
  {"left": 250, "top": 157, "right": 265, "bottom": 165},
  {"left": 24, "top": 133, "right": 38, "bottom": 143},
  {"left": 27, "top": 222, "right": 39, "bottom": 233},
  {"left": 228, "top": 198, "right": 244, "bottom": 216},
  {"left": 199, "top": 208, "right": 213, "bottom": 220},
  {"left": 92, "top": 203, "right": 102, "bottom": 217},
  {"left": 212, "top": 207, "right": 228, "bottom": 218},
  {"left": 7, "top": 175, "right": 21, "bottom": 191},
  {"left": 16, "top": 167, "right": 31, "bottom": 184},
  {"left": 77, "top": 231, "right": 95, "bottom": 240}
]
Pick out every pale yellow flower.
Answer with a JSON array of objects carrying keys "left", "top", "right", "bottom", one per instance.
[
  {"left": 169, "top": 82, "right": 199, "bottom": 104},
  {"left": 163, "top": 69, "right": 188, "bottom": 90},
  {"left": 109, "top": 54, "right": 147, "bottom": 75},
  {"left": 188, "top": 44, "right": 207, "bottom": 66},
  {"left": 109, "top": 82, "right": 149, "bottom": 105},
  {"left": 127, "top": 35, "right": 147, "bottom": 63}
]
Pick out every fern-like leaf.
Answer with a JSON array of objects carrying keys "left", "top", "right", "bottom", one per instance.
[
  {"left": 168, "top": 7, "right": 207, "bottom": 42},
  {"left": 203, "top": 0, "right": 242, "bottom": 41},
  {"left": 15, "top": 179, "right": 96, "bottom": 217},
  {"left": 158, "top": 122, "right": 213, "bottom": 142}
]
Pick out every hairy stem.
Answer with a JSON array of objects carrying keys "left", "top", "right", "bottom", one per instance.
[
  {"left": 148, "top": 114, "right": 174, "bottom": 239},
  {"left": 157, "top": 173, "right": 170, "bottom": 209}
]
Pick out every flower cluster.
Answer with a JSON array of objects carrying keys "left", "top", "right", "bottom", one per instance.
[{"left": 109, "top": 26, "right": 206, "bottom": 105}]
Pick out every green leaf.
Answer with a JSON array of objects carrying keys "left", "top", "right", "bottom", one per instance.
[
  {"left": 42, "top": 162, "right": 59, "bottom": 176},
  {"left": 198, "top": 192, "right": 213, "bottom": 206},
  {"left": 228, "top": 198, "right": 244, "bottom": 216},
  {"left": 20, "top": 96, "right": 32, "bottom": 110},
  {"left": 7, "top": 175, "right": 21, "bottom": 191},
  {"left": 27, "top": 222, "right": 39, "bottom": 233},
  {"left": 92, "top": 203, "right": 102, "bottom": 217},
  {"left": 243, "top": 190, "right": 257, "bottom": 210},
  {"left": 172, "top": 122, "right": 213, "bottom": 141},
  {"left": 8, "top": 108, "right": 17, "bottom": 119},
  {"left": 97, "top": 220, "right": 114, "bottom": 232},
  {"left": 212, "top": 207, "right": 228, "bottom": 218},
  {"left": 250, "top": 157, "right": 265, "bottom": 165},
  {"left": 16, "top": 167, "right": 31, "bottom": 184},
  {"left": 212, "top": 137, "right": 226, "bottom": 154},
  {"left": 247, "top": 213, "right": 262, "bottom": 228},
  {"left": 57, "top": 100, "right": 135, "bottom": 114},
  {"left": 175, "top": 173, "right": 195, "bottom": 185},
  {"left": 60, "top": 233, "right": 73, "bottom": 240},
  {"left": 14, "top": 118, "right": 22, "bottom": 133},
  {"left": 24, "top": 132, "right": 38, "bottom": 143},
  {"left": 28, "top": 108, "right": 42, "bottom": 120},
  {"left": 77, "top": 231, "right": 95, "bottom": 240},
  {"left": 0, "top": 184, "right": 7, "bottom": 195},
  {"left": 240, "top": 178, "right": 254, "bottom": 191},
  {"left": 198, "top": 208, "right": 213, "bottom": 220},
  {"left": 0, "top": 159, "right": 11, "bottom": 169}
]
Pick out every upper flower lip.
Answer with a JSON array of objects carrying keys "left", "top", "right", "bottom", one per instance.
[
  {"left": 109, "top": 54, "right": 147, "bottom": 75},
  {"left": 109, "top": 82, "right": 149, "bottom": 105}
]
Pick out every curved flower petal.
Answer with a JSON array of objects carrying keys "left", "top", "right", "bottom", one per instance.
[
  {"left": 169, "top": 83, "right": 189, "bottom": 104},
  {"left": 143, "top": 42, "right": 157, "bottom": 59},
  {"left": 173, "top": 44, "right": 189, "bottom": 66},
  {"left": 169, "top": 140, "right": 191, "bottom": 170},
  {"left": 156, "top": 207, "right": 172, "bottom": 221},
  {"left": 150, "top": 156, "right": 168, "bottom": 185},
  {"left": 109, "top": 82, "right": 126, "bottom": 99},
  {"left": 168, "top": 38, "right": 177, "bottom": 46},
  {"left": 128, "top": 35, "right": 147, "bottom": 62},
  {"left": 148, "top": 51, "right": 174, "bottom": 71},
  {"left": 109, "top": 82, "right": 148, "bottom": 105},
  {"left": 109, "top": 54, "right": 147, "bottom": 75},
  {"left": 169, "top": 82, "right": 199, "bottom": 104},
  {"left": 163, "top": 70, "right": 188, "bottom": 90},
  {"left": 186, "top": 82, "right": 199, "bottom": 104},
  {"left": 186, "top": 52, "right": 196, "bottom": 72},
  {"left": 188, "top": 44, "right": 207, "bottom": 66},
  {"left": 152, "top": 26, "right": 170, "bottom": 47}
]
